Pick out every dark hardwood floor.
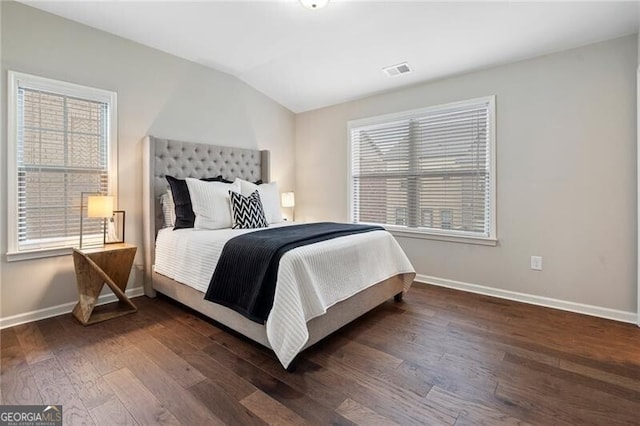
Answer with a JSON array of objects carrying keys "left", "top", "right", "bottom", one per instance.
[{"left": 1, "top": 283, "right": 639, "bottom": 425}]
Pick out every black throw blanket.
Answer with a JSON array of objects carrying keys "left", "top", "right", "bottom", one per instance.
[{"left": 204, "top": 222, "right": 384, "bottom": 323}]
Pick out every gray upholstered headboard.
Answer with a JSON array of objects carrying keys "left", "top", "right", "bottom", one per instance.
[{"left": 142, "top": 136, "right": 270, "bottom": 296}]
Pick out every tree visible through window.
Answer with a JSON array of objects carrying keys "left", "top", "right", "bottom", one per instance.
[
  {"left": 349, "top": 97, "right": 495, "bottom": 240},
  {"left": 8, "top": 72, "right": 117, "bottom": 257}
]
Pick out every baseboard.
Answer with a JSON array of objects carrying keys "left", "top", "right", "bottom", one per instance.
[
  {"left": 415, "top": 274, "right": 638, "bottom": 324},
  {"left": 0, "top": 286, "right": 146, "bottom": 330},
  {"left": 4, "top": 277, "right": 635, "bottom": 329}
]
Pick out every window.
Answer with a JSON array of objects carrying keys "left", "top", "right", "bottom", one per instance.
[
  {"left": 440, "top": 209, "right": 453, "bottom": 230},
  {"left": 395, "top": 207, "right": 408, "bottom": 226},
  {"left": 7, "top": 71, "right": 117, "bottom": 260},
  {"left": 349, "top": 96, "right": 496, "bottom": 242},
  {"left": 420, "top": 208, "right": 433, "bottom": 228}
]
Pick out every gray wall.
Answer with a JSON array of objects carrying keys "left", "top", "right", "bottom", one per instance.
[
  {"left": 0, "top": 2, "right": 295, "bottom": 320},
  {"left": 296, "top": 35, "right": 638, "bottom": 314}
]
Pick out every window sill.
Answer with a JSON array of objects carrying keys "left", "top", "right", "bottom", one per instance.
[
  {"left": 6, "top": 247, "right": 73, "bottom": 262},
  {"left": 387, "top": 227, "right": 498, "bottom": 246}
]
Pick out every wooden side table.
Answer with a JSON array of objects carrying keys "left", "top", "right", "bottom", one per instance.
[{"left": 72, "top": 243, "right": 137, "bottom": 325}]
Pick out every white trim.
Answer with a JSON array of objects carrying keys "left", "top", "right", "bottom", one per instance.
[
  {"left": 348, "top": 96, "right": 495, "bottom": 128},
  {"left": 347, "top": 123, "right": 355, "bottom": 224},
  {"left": 7, "top": 71, "right": 18, "bottom": 256},
  {"left": 0, "top": 286, "right": 145, "bottom": 330},
  {"left": 415, "top": 274, "right": 637, "bottom": 324},
  {"left": 389, "top": 228, "right": 497, "bottom": 246},
  {"left": 488, "top": 96, "right": 497, "bottom": 242},
  {"left": 6, "top": 247, "right": 72, "bottom": 262}
]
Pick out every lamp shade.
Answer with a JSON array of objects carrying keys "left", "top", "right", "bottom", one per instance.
[
  {"left": 281, "top": 192, "right": 295, "bottom": 208},
  {"left": 87, "top": 195, "right": 114, "bottom": 218}
]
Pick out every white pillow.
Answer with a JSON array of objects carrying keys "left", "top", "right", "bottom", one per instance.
[
  {"left": 160, "top": 190, "right": 176, "bottom": 228},
  {"left": 185, "top": 178, "right": 241, "bottom": 229},
  {"left": 235, "top": 178, "right": 283, "bottom": 224}
]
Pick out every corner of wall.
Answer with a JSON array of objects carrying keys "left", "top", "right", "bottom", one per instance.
[
  {"left": 0, "top": 0, "right": 5, "bottom": 324},
  {"left": 636, "top": 25, "right": 639, "bottom": 326}
]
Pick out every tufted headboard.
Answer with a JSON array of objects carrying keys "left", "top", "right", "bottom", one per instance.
[{"left": 142, "top": 136, "right": 270, "bottom": 296}]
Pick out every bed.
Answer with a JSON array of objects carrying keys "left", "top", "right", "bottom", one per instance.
[{"left": 142, "top": 136, "right": 415, "bottom": 368}]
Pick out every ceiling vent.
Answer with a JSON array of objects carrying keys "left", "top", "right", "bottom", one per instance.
[{"left": 383, "top": 62, "right": 412, "bottom": 77}]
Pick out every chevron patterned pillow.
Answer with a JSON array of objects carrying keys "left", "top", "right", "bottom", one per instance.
[{"left": 229, "top": 190, "right": 269, "bottom": 229}]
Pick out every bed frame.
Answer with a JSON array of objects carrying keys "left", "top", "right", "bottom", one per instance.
[{"left": 142, "top": 136, "right": 406, "bottom": 360}]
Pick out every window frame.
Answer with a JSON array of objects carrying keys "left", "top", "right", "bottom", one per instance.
[
  {"left": 347, "top": 96, "right": 497, "bottom": 245},
  {"left": 7, "top": 71, "right": 118, "bottom": 261}
]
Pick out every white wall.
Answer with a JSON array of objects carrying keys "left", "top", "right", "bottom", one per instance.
[
  {"left": 0, "top": 2, "right": 295, "bottom": 321},
  {"left": 637, "top": 28, "right": 640, "bottom": 325},
  {"left": 296, "top": 35, "right": 638, "bottom": 317}
]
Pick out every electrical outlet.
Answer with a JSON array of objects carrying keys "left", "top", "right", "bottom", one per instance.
[{"left": 531, "top": 256, "right": 543, "bottom": 271}]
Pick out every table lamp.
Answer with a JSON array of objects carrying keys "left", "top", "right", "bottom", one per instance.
[
  {"left": 80, "top": 194, "right": 113, "bottom": 248},
  {"left": 281, "top": 191, "right": 295, "bottom": 222}
]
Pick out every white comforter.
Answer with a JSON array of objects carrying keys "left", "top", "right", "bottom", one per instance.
[{"left": 154, "top": 223, "right": 415, "bottom": 367}]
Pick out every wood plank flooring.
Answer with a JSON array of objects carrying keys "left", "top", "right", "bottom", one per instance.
[{"left": 1, "top": 283, "right": 639, "bottom": 425}]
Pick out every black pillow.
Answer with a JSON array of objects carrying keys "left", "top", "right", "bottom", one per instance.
[
  {"left": 229, "top": 190, "right": 268, "bottom": 229},
  {"left": 165, "top": 175, "right": 228, "bottom": 229},
  {"left": 217, "top": 177, "right": 263, "bottom": 185}
]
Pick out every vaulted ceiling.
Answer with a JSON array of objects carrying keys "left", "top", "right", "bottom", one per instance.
[{"left": 22, "top": 1, "right": 639, "bottom": 113}]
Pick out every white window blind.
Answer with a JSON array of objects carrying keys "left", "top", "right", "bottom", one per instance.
[
  {"left": 8, "top": 72, "right": 117, "bottom": 258},
  {"left": 350, "top": 96, "right": 495, "bottom": 240}
]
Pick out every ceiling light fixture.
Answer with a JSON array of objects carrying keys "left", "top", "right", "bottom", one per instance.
[{"left": 299, "top": 0, "right": 329, "bottom": 10}]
